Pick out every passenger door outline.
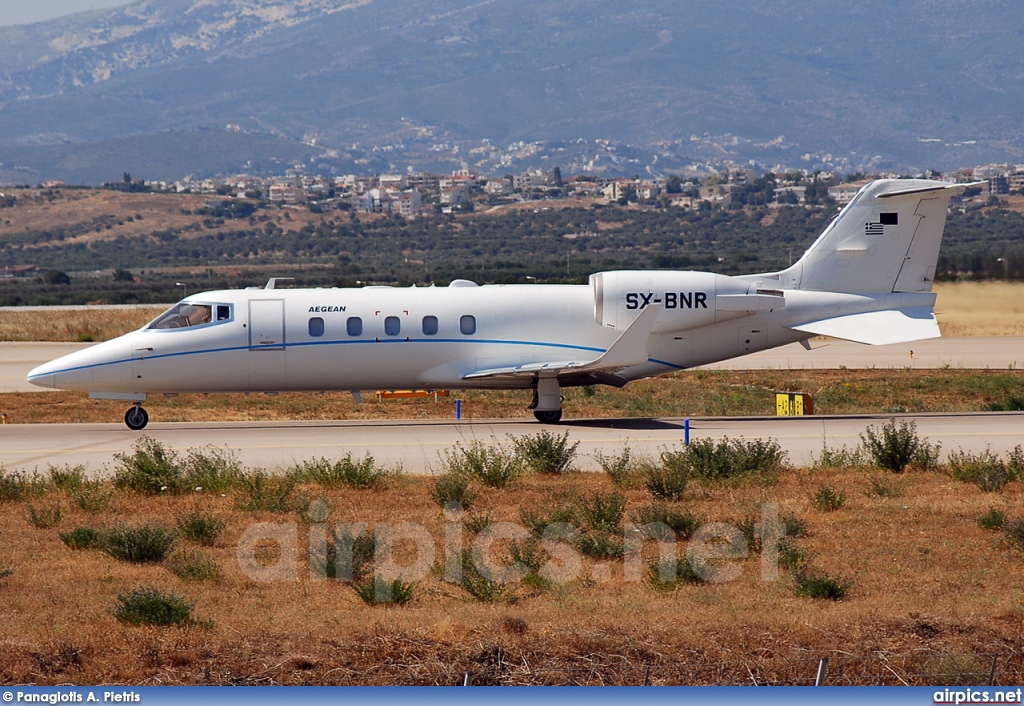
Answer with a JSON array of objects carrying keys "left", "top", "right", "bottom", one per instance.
[{"left": 249, "top": 299, "right": 285, "bottom": 350}]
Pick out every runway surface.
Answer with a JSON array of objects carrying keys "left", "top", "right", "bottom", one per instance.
[
  {"left": 2, "top": 413, "right": 1021, "bottom": 476},
  {"left": 702, "top": 336, "right": 1024, "bottom": 370},
  {"left": 0, "top": 342, "right": 90, "bottom": 393},
  {"left": 2, "top": 337, "right": 1022, "bottom": 394}
]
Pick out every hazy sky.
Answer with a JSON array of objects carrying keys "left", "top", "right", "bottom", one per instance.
[{"left": 0, "top": 0, "right": 134, "bottom": 27}]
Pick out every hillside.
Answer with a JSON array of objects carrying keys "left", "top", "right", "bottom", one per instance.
[
  {"left": 3, "top": 188, "right": 1024, "bottom": 306},
  {"left": 0, "top": 0, "right": 1022, "bottom": 183}
]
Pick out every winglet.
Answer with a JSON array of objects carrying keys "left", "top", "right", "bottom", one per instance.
[
  {"left": 461, "top": 304, "right": 662, "bottom": 380},
  {"left": 574, "top": 303, "right": 662, "bottom": 370}
]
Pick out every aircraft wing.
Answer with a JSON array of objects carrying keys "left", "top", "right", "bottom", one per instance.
[
  {"left": 463, "top": 304, "right": 662, "bottom": 380},
  {"left": 791, "top": 306, "right": 940, "bottom": 346}
]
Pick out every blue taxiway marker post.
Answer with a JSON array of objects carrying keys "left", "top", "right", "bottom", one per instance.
[
  {"left": 455, "top": 399, "right": 462, "bottom": 420},
  {"left": 684, "top": 418, "right": 690, "bottom": 445}
]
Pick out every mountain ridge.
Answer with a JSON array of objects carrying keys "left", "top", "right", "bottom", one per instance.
[{"left": 1, "top": 0, "right": 1022, "bottom": 183}]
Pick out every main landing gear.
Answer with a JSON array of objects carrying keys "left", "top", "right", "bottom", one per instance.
[
  {"left": 530, "top": 377, "right": 564, "bottom": 424},
  {"left": 533, "top": 409, "right": 563, "bottom": 424},
  {"left": 124, "top": 403, "right": 149, "bottom": 431}
]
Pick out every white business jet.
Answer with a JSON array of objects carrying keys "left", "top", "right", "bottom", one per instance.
[{"left": 28, "top": 179, "right": 969, "bottom": 429}]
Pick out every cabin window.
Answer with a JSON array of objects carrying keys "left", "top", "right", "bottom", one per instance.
[
  {"left": 385, "top": 316, "right": 401, "bottom": 336},
  {"left": 148, "top": 303, "right": 214, "bottom": 330},
  {"left": 347, "top": 317, "right": 362, "bottom": 336},
  {"left": 422, "top": 315, "right": 439, "bottom": 336},
  {"left": 460, "top": 315, "right": 476, "bottom": 335},
  {"left": 216, "top": 305, "right": 231, "bottom": 321},
  {"left": 308, "top": 317, "right": 325, "bottom": 337}
]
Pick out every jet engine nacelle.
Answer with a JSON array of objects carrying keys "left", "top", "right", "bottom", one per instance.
[{"left": 590, "top": 270, "right": 758, "bottom": 333}]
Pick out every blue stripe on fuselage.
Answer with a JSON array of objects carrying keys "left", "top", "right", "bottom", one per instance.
[{"left": 29, "top": 337, "right": 687, "bottom": 380}]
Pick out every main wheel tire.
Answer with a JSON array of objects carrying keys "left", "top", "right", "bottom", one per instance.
[
  {"left": 533, "top": 409, "right": 563, "bottom": 424},
  {"left": 124, "top": 406, "right": 149, "bottom": 431}
]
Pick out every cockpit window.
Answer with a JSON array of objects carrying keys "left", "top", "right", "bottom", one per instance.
[{"left": 148, "top": 302, "right": 225, "bottom": 330}]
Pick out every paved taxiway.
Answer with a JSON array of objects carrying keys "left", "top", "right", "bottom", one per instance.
[
  {"left": 0, "top": 342, "right": 90, "bottom": 393},
  {"left": 2, "top": 413, "right": 1022, "bottom": 476},
  {"left": 703, "top": 335, "right": 1024, "bottom": 370}
]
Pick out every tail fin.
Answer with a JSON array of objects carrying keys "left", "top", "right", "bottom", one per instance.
[{"left": 776, "top": 179, "right": 971, "bottom": 294}]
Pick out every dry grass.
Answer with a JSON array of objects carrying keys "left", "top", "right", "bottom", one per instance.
[
  {"left": 0, "top": 191, "right": 204, "bottom": 246},
  {"left": 0, "top": 307, "right": 163, "bottom": 343},
  {"left": 0, "top": 190, "right": 340, "bottom": 250},
  {"left": 935, "top": 282, "right": 1024, "bottom": 337},
  {"left": 1, "top": 460, "right": 1023, "bottom": 685}
]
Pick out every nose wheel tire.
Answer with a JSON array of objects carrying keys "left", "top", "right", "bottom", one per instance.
[
  {"left": 533, "top": 409, "right": 563, "bottom": 424},
  {"left": 124, "top": 405, "right": 149, "bottom": 431}
]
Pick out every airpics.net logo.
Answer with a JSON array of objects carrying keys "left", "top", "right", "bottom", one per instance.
[
  {"left": 934, "top": 689, "right": 1023, "bottom": 704},
  {"left": 234, "top": 502, "right": 789, "bottom": 586}
]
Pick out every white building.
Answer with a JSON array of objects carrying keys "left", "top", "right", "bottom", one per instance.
[
  {"left": 440, "top": 185, "right": 470, "bottom": 206},
  {"left": 358, "top": 188, "right": 391, "bottom": 213},
  {"left": 513, "top": 171, "right": 545, "bottom": 191},
  {"left": 397, "top": 189, "right": 422, "bottom": 217},
  {"left": 636, "top": 183, "right": 662, "bottom": 200},
  {"left": 379, "top": 174, "right": 407, "bottom": 191},
  {"left": 485, "top": 178, "right": 511, "bottom": 196},
  {"left": 775, "top": 185, "right": 807, "bottom": 204},
  {"left": 269, "top": 183, "right": 306, "bottom": 205},
  {"left": 828, "top": 182, "right": 868, "bottom": 205}
]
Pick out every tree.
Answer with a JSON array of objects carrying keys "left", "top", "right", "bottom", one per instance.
[
  {"left": 804, "top": 175, "right": 835, "bottom": 207},
  {"left": 41, "top": 269, "right": 71, "bottom": 285},
  {"left": 113, "top": 268, "right": 135, "bottom": 282},
  {"left": 777, "top": 190, "right": 799, "bottom": 205},
  {"left": 552, "top": 167, "right": 564, "bottom": 188},
  {"left": 616, "top": 187, "right": 637, "bottom": 206}
]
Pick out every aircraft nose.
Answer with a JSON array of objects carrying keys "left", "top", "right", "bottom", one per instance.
[
  {"left": 26, "top": 344, "right": 103, "bottom": 391},
  {"left": 27, "top": 362, "right": 58, "bottom": 389},
  {"left": 26, "top": 338, "right": 139, "bottom": 392}
]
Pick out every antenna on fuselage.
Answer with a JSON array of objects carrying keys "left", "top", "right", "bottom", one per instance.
[{"left": 265, "top": 277, "right": 295, "bottom": 290}]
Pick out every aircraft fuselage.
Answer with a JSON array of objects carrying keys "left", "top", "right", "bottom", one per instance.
[{"left": 31, "top": 275, "right": 811, "bottom": 397}]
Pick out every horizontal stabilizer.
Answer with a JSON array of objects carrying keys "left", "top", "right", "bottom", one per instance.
[
  {"left": 875, "top": 181, "right": 982, "bottom": 199},
  {"left": 791, "top": 307, "right": 939, "bottom": 346},
  {"left": 464, "top": 304, "right": 661, "bottom": 380}
]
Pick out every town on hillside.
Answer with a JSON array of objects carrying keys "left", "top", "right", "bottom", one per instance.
[
  {"left": 3, "top": 161, "right": 1024, "bottom": 299},
  {"left": 17, "top": 162, "right": 1024, "bottom": 219}
]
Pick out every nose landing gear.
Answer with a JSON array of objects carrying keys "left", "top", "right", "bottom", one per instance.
[{"left": 124, "top": 403, "right": 149, "bottom": 431}]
